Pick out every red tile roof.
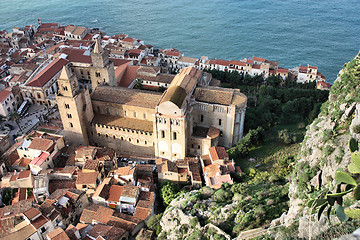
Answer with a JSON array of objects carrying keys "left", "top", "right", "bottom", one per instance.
[
  {"left": 60, "top": 48, "right": 92, "bottom": 63},
  {"left": 23, "top": 208, "right": 41, "bottom": 220},
  {"left": 277, "top": 68, "right": 289, "bottom": 73},
  {"left": 107, "top": 185, "right": 124, "bottom": 202},
  {"left": 26, "top": 58, "right": 68, "bottom": 87},
  {"left": 0, "top": 89, "right": 11, "bottom": 102},
  {"left": 230, "top": 60, "right": 246, "bottom": 66},
  {"left": 209, "top": 146, "right": 228, "bottom": 161},
  {"left": 253, "top": 57, "right": 266, "bottom": 62},
  {"left": 31, "top": 215, "right": 49, "bottom": 229}
]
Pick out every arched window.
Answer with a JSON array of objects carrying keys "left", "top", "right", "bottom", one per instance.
[
  {"left": 161, "top": 130, "right": 165, "bottom": 138},
  {"left": 173, "top": 132, "right": 177, "bottom": 140}
]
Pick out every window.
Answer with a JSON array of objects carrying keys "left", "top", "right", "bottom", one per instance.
[
  {"left": 198, "top": 145, "right": 200, "bottom": 149},
  {"left": 41, "top": 227, "right": 46, "bottom": 233},
  {"left": 145, "top": 141, "right": 148, "bottom": 145},
  {"left": 116, "top": 109, "right": 119, "bottom": 116},
  {"left": 63, "top": 86, "right": 68, "bottom": 91},
  {"left": 128, "top": 138, "right": 132, "bottom": 142},
  {"left": 220, "top": 131, "right": 223, "bottom": 137},
  {"left": 124, "top": 110, "right": 127, "bottom": 116},
  {"left": 173, "top": 132, "right": 177, "bottom": 140},
  {"left": 97, "top": 106, "right": 100, "bottom": 113},
  {"left": 96, "top": 72, "right": 101, "bottom": 77},
  {"left": 200, "top": 114, "right": 204, "bottom": 122},
  {"left": 137, "top": 139, "right": 140, "bottom": 143},
  {"left": 192, "top": 144, "right": 194, "bottom": 148},
  {"left": 69, "top": 122, "right": 73, "bottom": 128},
  {"left": 133, "top": 112, "right": 137, "bottom": 118},
  {"left": 82, "top": 184, "right": 87, "bottom": 188},
  {"left": 67, "top": 113, "right": 72, "bottom": 118},
  {"left": 143, "top": 113, "right": 147, "bottom": 119},
  {"left": 218, "top": 119, "right": 222, "bottom": 126},
  {"left": 161, "top": 130, "right": 165, "bottom": 138},
  {"left": 106, "top": 108, "right": 110, "bottom": 114}
]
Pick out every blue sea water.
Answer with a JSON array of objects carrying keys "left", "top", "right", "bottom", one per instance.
[{"left": 1, "top": 0, "right": 359, "bottom": 83}]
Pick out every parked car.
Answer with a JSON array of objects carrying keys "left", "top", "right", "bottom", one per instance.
[
  {"left": 4, "top": 123, "right": 14, "bottom": 130},
  {"left": 140, "top": 161, "right": 146, "bottom": 164},
  {"left": 147, "top": 160, "right": 156, "bottom": 165}
]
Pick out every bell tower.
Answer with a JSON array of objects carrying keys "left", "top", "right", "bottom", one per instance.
[
  {"left": 56, "top": 64, "right": 94, "bottom": 146},
  {"left": 90, "top": 38, "right": 116, "bottom": 89}
]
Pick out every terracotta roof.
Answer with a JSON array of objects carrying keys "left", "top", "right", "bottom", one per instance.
[
  {"left": 138, "top": 191, "right": 155, "bottom": 202},
  {"left": 31, "top": 215, "right": 49, "bottom": 229},
  {"left": 116, "top": 166, "right": 135, "bottom": 176},
  {"left": 110, "top": 58, "right": 132, "bottom": 67},
  {"left": 230, "top": 60, "right": 246, "bottom": 66},
  {"left": 194, "top": 86, "right": 247, "bottom": 107},
  {"left": 61, "top": 48, "right": 91, "bottom": 63},
  {"left": 209, "top": 59, "right": 230, "bottom": 66},
  {"left": 160, "top": 85, "right": 187, "bottom": 108},
  {"left": 121, "top": 185, "right": 139, "bottom": 199},
  {"left": 18, "top": 170, "right": 31, "bottom": 179},
  {"left": 26, "top": 58, "right": 68, "bottom": 87},
  {"left": 88, "top": 224, "right": 126, "bottom": 240},
  {"left": 28, "top": 137, "right": 54, "bottom": 152},
  {"left": 137, "top": 200, "right": 153, "bottom": 209},
  {"left": 308, "top": 65, "right": 318, "bottom": 70},
  {"left": 0, "top": 89, "right": 11, "bottom": 102},
  {"left": 92, "top": 114, "right": 153, "bottom": 132},
  {"left": 116, "top": 65, "right": 139, "bottom": 87},
  {"left": 76, "top": 171, "right": 98, "bottom": 185},
  {"left": 253, "top": 57, "right": 266, "bottom": 62},
  {"left": 92, "top": 85, "right": 162, "bottom": 109},
  {"left": 47, "top": 227, "right": 70, "bottom": 240},
  {"left": 209, "top": 146, "right": 228, "bottom": 161},
  {"left": 277, "top": 68, "right": 289, "bottom": 73},
  {"left": 23, "top": 207, "right": 41, "bottom": 220},
  {"left": 0, "top": 224, "right": 37, "bottom": 240},
  {"left": 107, "top": 185, "right": 124, "bottom": 202},
  {"left": 204, "top": 164, "right": 221, "bottom": 178},
  {"left": 210, "top": 174, "right": 233, "bottom": 188},
  {"left": 83, "top": 159, "right": 99, "bottom": 171},
  {"left": 134, "top": 207, "right": 152, "bottom": 220}
]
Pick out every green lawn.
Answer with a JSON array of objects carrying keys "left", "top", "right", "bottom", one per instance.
[{"left": 236, "top": 123, "right": 305, "bottom": 173}]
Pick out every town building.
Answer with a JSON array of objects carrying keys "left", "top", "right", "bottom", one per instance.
[{"left": 56, "top": 41, "right": 247, "bottom": 160}]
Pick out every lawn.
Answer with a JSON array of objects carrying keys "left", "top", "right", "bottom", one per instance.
[{"left": 236, "top": 123, "right": 306, "bottom": 174}]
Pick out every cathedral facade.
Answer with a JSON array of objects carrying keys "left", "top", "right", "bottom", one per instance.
[{"left": 57, "top": 40, "right": 247, "bottom": 160}]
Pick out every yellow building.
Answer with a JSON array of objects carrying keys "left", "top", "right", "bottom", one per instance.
[{"left": 57, "top": 41, "right": 247, "bottom": 160}]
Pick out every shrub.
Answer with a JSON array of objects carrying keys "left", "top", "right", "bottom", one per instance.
[
  {"left": 190, "top": 217, "right": 199, "bottom": 228},
  {"left": 323, "top": 145, "right": 335, "bottom": 157},
  {"left": 146, "top": 213, "right": 163, "bottom": 235},
  {"left": 278, "top": 129, "right": 296, "bottom": 144},
  {"left": 269, "top": 174, "right": 280, "bottom": 183},
  {"left": 353, "top": 124, "right": 360, "bottom": 134}
]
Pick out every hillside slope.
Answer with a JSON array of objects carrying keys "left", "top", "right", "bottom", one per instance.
[{"left": 275, "top": 52, "right": 360, "bottom": 238}]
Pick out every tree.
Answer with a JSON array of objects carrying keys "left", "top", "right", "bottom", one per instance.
[
  {"left": 146, "top": 213, "right": 163, "bottom": 235},
  {"left": 159, "top": 180, "right": 184, "bottom": 207},
  {"left": 9, "top": 112, "right": 22, "bottom": 131}
]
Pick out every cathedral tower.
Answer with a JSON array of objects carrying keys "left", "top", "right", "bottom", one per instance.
[
  {"left": 56, "top": 64, "right": 94, "bottom": 146},
  {"left": 90, "top": 38, "right": 116, "bottom": 89}
]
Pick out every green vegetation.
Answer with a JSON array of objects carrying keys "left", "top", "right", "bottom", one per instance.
[
  {"left": 159, "top": 180, "right": 185, "bottom": 207},
  {"left": 146, "top": 213, "right": 163, "bottom": 235},
  {"left": 1, "top": 188, "right": 16, "bottom": 205}
]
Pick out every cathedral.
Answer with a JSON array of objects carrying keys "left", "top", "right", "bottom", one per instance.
[{"left": 56, "top": 40, "right": 247, "bottom": 160}]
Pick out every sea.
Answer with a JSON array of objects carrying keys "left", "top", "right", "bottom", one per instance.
[{"left": 1, "top": 0, "right": 360, "bottom": 83}]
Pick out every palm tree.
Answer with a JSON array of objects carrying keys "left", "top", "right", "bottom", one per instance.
[{"left": 9, "top": 112, "right": 22, "bottom": 131}]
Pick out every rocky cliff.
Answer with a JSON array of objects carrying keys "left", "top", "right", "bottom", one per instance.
[{"left": 275, "top": 52, "right": 360, "bottom": 238}]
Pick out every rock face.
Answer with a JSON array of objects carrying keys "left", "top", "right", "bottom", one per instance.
[
  {"left": 276, "top": 52, "right": 360, "bottom": 238},
  {"left": 157, "top": 190, "right": 232, "bottom": 240}
]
